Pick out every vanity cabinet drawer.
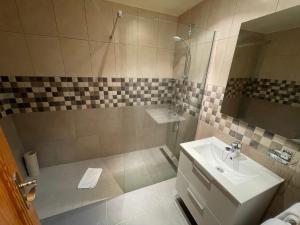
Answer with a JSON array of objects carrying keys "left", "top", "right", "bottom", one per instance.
[
  {"left": 176, "top": 171, "right": 220, "bottom": 225},
  {"left": 178, "top": 151, "right": 238, "bottom": 225}
]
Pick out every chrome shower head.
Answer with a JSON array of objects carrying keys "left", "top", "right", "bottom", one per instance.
[
  {"left": 173, "top": 36, "right": 183, "bottom": 42},
  {"left": 173, "top": 36, "right": 190, "bottom": 49}
]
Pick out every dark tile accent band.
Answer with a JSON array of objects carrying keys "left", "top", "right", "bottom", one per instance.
[
  {"left": 173, "top": 79, "right": 204, "bottom": 117},
  {"left": 224, "top": 77, "right": 300, "bottom": 107},
  {"left": 0, "top": 75, "right": 204, "bottom": 119},
  {"left": 201, "top": 84, "right": 300, "bottom": 152},
  {"left": 0, "top": 76, "right": 174, "bottom": 118}
]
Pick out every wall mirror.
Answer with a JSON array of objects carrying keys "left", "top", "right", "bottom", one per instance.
[{"left": 221, "top": 5, "right": 300, "bottom": 139}]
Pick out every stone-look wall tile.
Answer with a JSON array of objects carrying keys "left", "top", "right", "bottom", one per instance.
[
  {"left": 138, "top": 16, "right": 158, "bottom": 48},
  {"left": 52, "top": 0, "right": 88, "bottom": 39},
  {"left": 60, "top": 38, "right": 92, "bottom": 76},
  {"left": 0, "top": 32, "right": 33, "bottom": 75},
  {"left": 156, "top": 49, "right": 174, "bottom": 78},
  {"left": 189, "top": 42, "right": 212, "bottom": 83},
  {"left": 13, "top": 110, "right": 76, "bottom": 143},
  {"left": 206, "top": 38, "right": 228, "bottom": 86},
  {"left": 85, "top": 0, "right": 113, "bottom": 42},
  {"left": 112, "top": 3, "right": 138, "bottom": 45},
  {"left": 0, "top": 0, "right": 177, "bottom": 79},
  {"left": 26, "top": 35, "right": 65, "bottom": 76},
  {"left": 16, "top": 0, "right": 57, "bottom": 36},
  {"left": 74, "top": 109, "right": 99, "bottom": 138},
  {"left": 158, "top": 20, "right": 177, "bottom": 49},
  {"left": 89, "top": 41, "right": 115, "bottom": 76},
  {"left": 138, "top": 46, "right": 157, "bottom": 77},
  {"left": 0, "top": 0, "right": 23, "bottom": 32},
  {"left": 115, "top": 44, "right": 138, "bottom": 77},
  {"left": 205, "top": 0, "right": 238, "bottom": 40}
]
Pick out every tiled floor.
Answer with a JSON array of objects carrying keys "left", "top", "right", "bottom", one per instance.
[
  {"left": 42, "top": 178, "right": 189, "bottom": 225},
  {"left": 35, "top": 146, "right": 177, "bottom": 219}
]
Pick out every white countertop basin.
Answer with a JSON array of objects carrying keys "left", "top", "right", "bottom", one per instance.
[{"left": 180, "top": 137, "right": 284, "bottom": 204}]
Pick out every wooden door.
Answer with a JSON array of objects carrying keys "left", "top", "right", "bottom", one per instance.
[{"left": 0, "top": 128, "right": 40, "bottom": 225}]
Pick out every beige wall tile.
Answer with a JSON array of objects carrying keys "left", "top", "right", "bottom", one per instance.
[
  {"left": 156, "top": 49, "right": 174, "bottom": 77},
  {"left": 138, "top": 46, "right": 156, "bottom": 77},
  {"left": 173, "top": 46, "right": 186, "bottom": 79},
  {"left": 189, "top": 0, "right": 212, "bottom": 29},
  {"left": 114, "top": 13, "right": 138, "bottom": 45},
  {"left": 231, "top": 0, "right": 278, "bottom": 36},
  {"left": 0, "top": 31, "right": 33, "bottom": 75},
  {"left": 85, "top": 0, "right": 113, "bottom": 42},
  {"left": 206, "top": 36, "right": 237, "bottom": 86},
  {"left": 115, "top": 43, "right": 138, "bottom": 77},
  {"left": 189, "top": 42, "right": 212, "bottom": 83},
  {"left": 60, "top": 38, "right": 91, "bottom": 76},
  {"left": 112, "top": 3, "right": 138, "bottom": 44},
  {"left": 0, "top": 0, "right": 22, "bottom": 32},
  {"left": 206, "top": 0, "right": 237, "bottom": 40},
  {"left": 276, "top": 0, "right": 300, "bottom": 11},
  {"left": 53, "top": 0, "right": 88, "bottom": 39},
  {"left": 26, "top": 35, "right": 64, "bottom": 75},
  {"left": 16, "top": 0, "right": 57, "bottom": 35},
  {"left": 138, "top": 16, "right": 158, "bottom": 47},
  {"left": 206, "top": 38, "right": 227, "bottom": 86},
  {"left": 158, "top": 20, "right": 177, "bottom": 49},
  {"left": 89, "top": 41, "right": 115, "bottom": 77}
]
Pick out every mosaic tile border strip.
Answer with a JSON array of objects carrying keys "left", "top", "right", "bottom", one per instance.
[
  {"left": 172, "top": 79, "right": 204, "bottom": 117},
  {"left": 0, "top": 76, "right": 175, "bottom": 118},
  {"left": 224, "top": 77, "right": 300, "bottom": 107},
  {"left": 0, "top": 76, "right": 204, "bottom": 119},
  {"left": 201, "top": 84, "right": 300, "bottom": 152}
]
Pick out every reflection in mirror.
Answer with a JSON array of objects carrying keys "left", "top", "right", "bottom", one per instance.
[{"left": 222, "top": 5, "right": 300, "bottom": 139}]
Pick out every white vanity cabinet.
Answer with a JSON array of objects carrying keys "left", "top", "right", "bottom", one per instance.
[{"left": 176, "top": 137, "right": 284, "bottom": 225}]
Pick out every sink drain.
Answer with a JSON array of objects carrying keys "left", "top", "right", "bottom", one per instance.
[{"left": 216, "top": 166, "right": 224, "bottom": 173}]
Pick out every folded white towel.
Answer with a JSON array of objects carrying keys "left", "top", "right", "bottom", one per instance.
[{"left": 78, "top": 168, "right": 102, "bottom": 189}]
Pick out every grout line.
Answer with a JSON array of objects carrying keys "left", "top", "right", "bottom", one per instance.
[
  {"left": 83, "top": 0, "right": 93, "bottom": 77},
  {"left": 13, "top": 0, "right": 35, "bottom": 75},
  {"left": 51, "top": 0, "right": 67, "bottom": 77}
]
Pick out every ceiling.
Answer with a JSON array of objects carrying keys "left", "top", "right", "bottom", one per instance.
[
  {"left": 242, "top": 5, "right": 300, "bottom": 34},
  {"left": 105, "top": 0, "right": 203, "bottom": 16}
]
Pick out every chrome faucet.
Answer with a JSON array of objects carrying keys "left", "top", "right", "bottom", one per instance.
[{"left": 225, "top": 141, "right": 242, "bottom": 159}]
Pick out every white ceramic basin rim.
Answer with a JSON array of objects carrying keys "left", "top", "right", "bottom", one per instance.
[{"left": 180, "top": 137, "right": 284, "bottom": 204}]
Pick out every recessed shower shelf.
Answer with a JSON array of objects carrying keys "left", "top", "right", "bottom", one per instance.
[{"left": 146, "top": 108, "right": 185, "bottom": 124}]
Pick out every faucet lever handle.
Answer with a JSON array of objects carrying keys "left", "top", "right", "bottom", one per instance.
[{"left": 231, "top": 141, "right": 242, "bottom": 150}]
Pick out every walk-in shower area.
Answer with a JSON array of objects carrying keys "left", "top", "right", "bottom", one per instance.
[{"left": 0, "top": 1, "right": 214, "bottom": 222}]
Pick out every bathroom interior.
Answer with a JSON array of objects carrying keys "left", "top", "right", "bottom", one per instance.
[{"left": 0, "top": 0, "right": 299, "bottom": 225}]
